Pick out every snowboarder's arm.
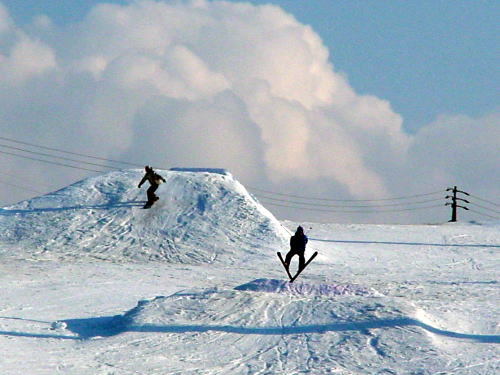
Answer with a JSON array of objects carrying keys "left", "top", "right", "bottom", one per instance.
[{"left": 138, "top": 175, "right": 147, "bottom": 188}]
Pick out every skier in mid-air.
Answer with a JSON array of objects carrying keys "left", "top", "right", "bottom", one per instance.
[
  {"left": 138, "top": 166, "right": 166, "bottom": 208},
  {"left": 284, "top": 226, "right": 308, "bottom": 271}
]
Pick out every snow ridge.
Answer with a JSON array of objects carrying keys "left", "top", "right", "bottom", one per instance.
[{"left": 0, "top": 169, "right": 288, "bottom": 263}]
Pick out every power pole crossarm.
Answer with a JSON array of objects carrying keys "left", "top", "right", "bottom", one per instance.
[
  {"left": 447, "top": 187, "right": 470, "bottom": 196},
  {"left": 446, "top": 186, "right": 469, "bottom": 222},
  {"left": 445, "top": 196, "right": 470, "bottom": 204},
  {"left": 445, "top": 203, "right": 469, "bottom": 209}
]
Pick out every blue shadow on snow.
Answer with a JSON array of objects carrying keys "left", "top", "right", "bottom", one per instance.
[
  {"left": 3, "top": 315, "right": 496, "bottom": 343},
  {"left": 122, "top": 319, "right": 499, "bottom": 343},
  {"left": 310, "top": 237, "right": 500, "bottom": 248}
]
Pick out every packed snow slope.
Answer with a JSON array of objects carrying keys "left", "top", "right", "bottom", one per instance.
[
  {"left": 0, "top": 168, "right": 288, "bottom": 263},
  {"left": 0, "top": 169, "right": 498, "bottom": 374}
]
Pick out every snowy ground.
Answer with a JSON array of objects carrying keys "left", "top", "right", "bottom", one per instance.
[{"left": 0, "top": 169, "right": 498, "bottom": 374}]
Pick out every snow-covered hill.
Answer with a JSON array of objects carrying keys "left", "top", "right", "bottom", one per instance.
[
  {"left": 0, "top": 170, "right": 498, "bottom": 374},
  {"left": 0, "top": 168, "right": 288, "bottom": 263}
]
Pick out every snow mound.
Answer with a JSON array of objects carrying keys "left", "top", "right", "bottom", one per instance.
[
  {"left": 120, "top": 289, "right": 409, "bottom": 336},
  {"left": 0, "top": 169, "right": 288, "bottom": 263},
  {"left": 234, "top": 278, "right": 379, "bottom": 297},
  {"left": 72, "top": 288, "right": 465, "bottom": 373}
]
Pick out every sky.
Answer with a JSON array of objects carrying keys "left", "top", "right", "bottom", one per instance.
[{"left": 0, "top": 0, "right": 498, "bottom": 224}]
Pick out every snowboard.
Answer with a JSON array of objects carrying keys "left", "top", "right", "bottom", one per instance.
[
  {"left": 277, "top": 251, "right": 318, "bottom": 283},
  {"left": 143, "top": 196, "right": 159, "bottom": 209}
]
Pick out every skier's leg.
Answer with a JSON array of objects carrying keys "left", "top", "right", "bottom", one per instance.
[
  {"left": 284, "top": 251, "right": 294, "bottom": 268},
  {"left": 298, "top": 252, "right": 305, "bottom": 270}
]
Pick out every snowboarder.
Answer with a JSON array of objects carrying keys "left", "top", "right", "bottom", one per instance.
[
  {"left": 138, "top": 166, "right": 166, "bottom": 208},
  {"left": 284, "top": 226, "right": 308, "bottom": 271}
]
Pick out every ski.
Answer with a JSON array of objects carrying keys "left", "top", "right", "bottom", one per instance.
[
  {"left": 289, "top": 251, "right": 318, "bottom": 283},
  {"left": 277, "top": 252, "right": 294, "bottom": 280}
]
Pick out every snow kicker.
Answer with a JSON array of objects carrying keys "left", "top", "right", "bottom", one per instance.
[
  {"left": 0, "top": 169, "right": 288, "bottom": 263},
  {"left": 57, "top": 288, "right": 499, "bottom": 374}
]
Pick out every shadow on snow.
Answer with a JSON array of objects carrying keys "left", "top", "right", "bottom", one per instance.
[
  {"left": 310, "top": 237, "right": 500, "bottom": 248},
  {"left": 0, "top": 315, "right": 498, "bottom": 344}
]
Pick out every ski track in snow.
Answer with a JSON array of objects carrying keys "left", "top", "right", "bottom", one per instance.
[{"left": 0, "top": 169, "right": 498, "bottom": 374}]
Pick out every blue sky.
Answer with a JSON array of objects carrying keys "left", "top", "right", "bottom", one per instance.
[{"left": 2, "top": 0, "right": 498, "bottom": 133}]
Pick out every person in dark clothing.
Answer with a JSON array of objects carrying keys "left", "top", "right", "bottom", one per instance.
[
  {"left": 138, "top": 166, "right": 166, "bottom": 204},
  {"left": 284, "top": 226, "right": 308, "bottom": 271}
]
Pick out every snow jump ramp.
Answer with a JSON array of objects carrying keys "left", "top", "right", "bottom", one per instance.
[{"left": 0, "top": 168, "right": 288, "bottom": 263}]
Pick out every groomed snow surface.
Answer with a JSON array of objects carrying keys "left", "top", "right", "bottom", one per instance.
[{"left": 0, "top": 169, "right": 498, "bottom": 374}]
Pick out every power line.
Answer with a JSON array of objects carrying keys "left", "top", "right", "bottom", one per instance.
[
  {"left": 254, "top": 193, "right": 443, "bottom": 208},
  {"left": 0, "top": 135, "right": 457, "bottom": 206},
  {"left": 1, "top": 135, "right": 496, "bottom": 222},
  {"left": 468, "top": 193, "right": 500, "bottom": 207},
  {"left": 0, "top": 149, "right": 106, "bottom": 173},
  {"left": 258, "top": 198, "right": 443, "bottom": 213},
  {"left": 248, "top": 186, "right": 444, "bottom": 203},
  {"left": 0, "top": 147, "right": 444, "bottom": 216},
  {"left": 468, "top": 208, "right": 500, "bottom": 220},
  {"left": 0, "top": 135, "right": 142, "bottom": 168},
  {"left": 468, "top": 201, "right": 500, "bottom": 214},
  {"left": 445, "top": 186, "right": 469, "bottom": 222},
  {"left": 0, "top": 143, "right": 117, "bottom": 171}
]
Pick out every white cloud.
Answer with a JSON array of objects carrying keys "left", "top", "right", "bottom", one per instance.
[
  {"left": 102, "top": 46, "right": 229, "bottom": 99},
  {"left": 0, "top": 3, "right": 56, "bottom": 85},
  {"left": 407, "top": 113, "right": 500, "bottom": 192},
  {"left": 0, "top": 2, "right": 12, "bottom": 34},
  {"left": 0, "top": 0, "right": 497, "bottom": 224},
  {"left": 0, "top": 36, "right": 57, "bottom": 84}
]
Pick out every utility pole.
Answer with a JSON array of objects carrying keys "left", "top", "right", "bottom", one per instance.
[{"left": 446, "top": 186, "right": 469, "bottom": 222}]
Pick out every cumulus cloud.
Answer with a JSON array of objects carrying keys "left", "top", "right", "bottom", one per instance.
[
  {"left": 407, "top": 113, "right": 500, "bottom": 193},
  {"left": 0, "top": 36, "right": 56, "bottom": 84},
  {"left": 0, "top": 0, "right": 497, "bottom": 223}
]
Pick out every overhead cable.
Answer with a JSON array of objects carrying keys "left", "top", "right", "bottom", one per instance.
[
  {"left": 258, "top": 199, "right": 443, "bottom": 213},
  {"left": 468, "top": 201, "right": 500, "bottom": 214},
  {"left": 254, "top": 193, "right": 443, "bottom": 208},
  {"left": 0, "top": 135, "right": 142, "bottom": 168},
  {"left": 2, "top": 135, "right": 496, "bottom": 220},
  {"left": 248, "top": 186, "right": 444, "bottom": 203},
  {"left": 0, "top": 143, "right": 116, "bottom": 171},
  {"left": 0, "top": 150, "right": 106, "bottom": 173},
  {"left": 468, "top": 193, "right": 500, "bottom": 207},
  {"left": 468, "top": 208, "right": 500, "bottom": 220}
]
